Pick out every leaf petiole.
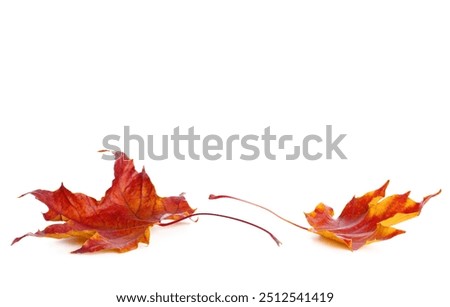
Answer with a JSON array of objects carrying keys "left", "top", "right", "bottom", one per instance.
[
  {"left": 209, "top": 194, "right": 309, "bottom": 231},
  {"left": 158, "top": 212, "right": 282, "bottom": 246}
]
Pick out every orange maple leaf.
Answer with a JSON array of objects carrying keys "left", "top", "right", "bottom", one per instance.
[
  {"left": 304, "top": 181, "right": 441, "bottom": 250},
  {"left": 13, "top": 152, "right": 195, "bottom": 253},
  {"left": 210, "top": 181, "right": 441, "bottom": 250}
]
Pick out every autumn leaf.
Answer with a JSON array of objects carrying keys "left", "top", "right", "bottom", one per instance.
[
  {"left": 13, "top": 152, "right": 281, "bottom": 253},
  {"left": 304, "top": 181, "right": 441, "bottom": 250},
  {"left": 13, "top": 152, "right": 195, "bottom": 253},
  {"left": 210, "top": 181, "right": 441, "bottom": 250}
]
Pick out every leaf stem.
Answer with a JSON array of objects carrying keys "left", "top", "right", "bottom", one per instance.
[
  {"left": 209, "top": 194, "right": 309, "bottom": 231},
  {"left": 158, "top": 212, "right": 282, "bottom": 246}
]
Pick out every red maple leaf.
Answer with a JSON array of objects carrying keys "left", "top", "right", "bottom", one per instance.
[
  {"left": 13, "top": 152, "right": 195, "bottom": 253},
  {"left": 210, "top": 181, "right": 441, "bottom": 250},
  {"left": 304, "top": 181, "right": 441, "bottom": 250}
]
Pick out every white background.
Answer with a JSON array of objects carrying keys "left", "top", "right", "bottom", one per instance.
[{"left": 1, "top": 1, "right": 449, "bottom": 306}]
